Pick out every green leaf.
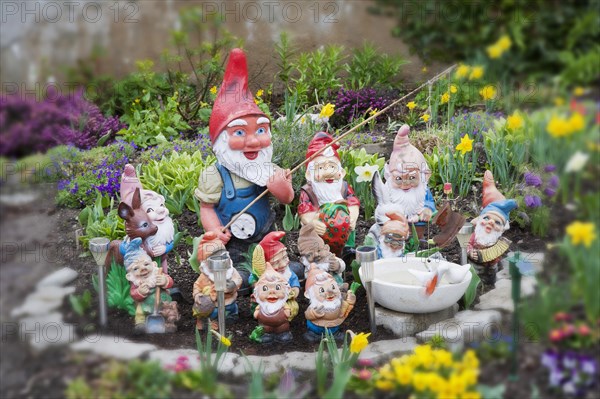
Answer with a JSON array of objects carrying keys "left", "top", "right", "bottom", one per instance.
[
  {"left": 463, "top": 266, "right": 481, "bottom": 309},
  {"left": 476, "top": 384, "right": 506, "bottom": 399},
  {"left": 282, "top": 205, "right": 296, "bottom": 232},
  {"left": 188, "top": 236, "right": 202, "bottom": 273}
]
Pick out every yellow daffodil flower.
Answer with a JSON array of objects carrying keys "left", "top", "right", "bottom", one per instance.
[
  {"left": 455, "top": 64, "right": 470, "bottom": 79},
  {"left": 469, "top": 66, "right": 484, "bottom": 80},
  {"left": 569, "top": 112, "right": 585, "bottom": 132},
  {"left": 456, "top": 134, "right": 474, "bottom": 155},
  {"left": 210, "top": 330, "right": 232, "bottom": 347},
  {"left": 349, "top": 331, "right": 371, "bottom": 353},
  {"left": 407, "top": 101, "right": 417, "bottom": 110},
  {"left": 497, "top": 35, "right": 512, "bottom": 51},
  {"left": 506, "top": 112, "right": 524, "bottom": 131},
  {"left": 566, "top": 221, "right": 596, "bottom": 248},
  {"left": 547, "top": 115, "right": 572, "bottom": 138},
  {"left": 479, "top": 85, "right": 497, "bottom": 101},
  {"left": 421, "top": 113, "right": 430, "bottom": 122},
  {"left": 573, "top": 86, "right": 586, "bottom": 96},
  {"left": 440, "top": 92, "right": 450, "bottom": 104},
  {"left": 486, "top": 44, "right": 503, "bottom": 59},
  {"left": 210, "top": 86, "right": 217, "bottom": 95},
  {"left": 450, "top": 84, "right": 458, "bottom": 94},
  {"left": 319, "top": 103, "right": 335, "bottom": 118},
  {"left": 554, "top": 97, "right": 565, "bottom": 106}
]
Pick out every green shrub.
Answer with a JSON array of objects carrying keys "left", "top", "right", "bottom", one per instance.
[
  {"left": 292, "top": 45, "right": 346, "bottom": 106},
  {"left": 78, "top": 193, "right": 125, "bottom": 249},
  {"left": 345, "top": 42, "right": 408, "bottom": 90}
]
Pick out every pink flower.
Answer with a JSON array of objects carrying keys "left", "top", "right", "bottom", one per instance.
[
  {"left": 554, "top": 312, "right": 572, "bottom": 322},
  {"left": 549, "top": 329, "right": 564, "bottom": 342},
  {"left": 357, "top": 369, "right": 372, "bottom": 381},
  {"left": 562, "top": 324, "right": 576, "bottom": 338},
  {"left": 578, "top": 324, "right": 591, "bottom": 336}
]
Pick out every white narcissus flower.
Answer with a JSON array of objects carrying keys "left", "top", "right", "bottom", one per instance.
[
  {"left": 565, "top": 151, "right": 589, "bottom": 173},
  {"left": 354, "top": 164, "right": 379, "bottom": 183}
]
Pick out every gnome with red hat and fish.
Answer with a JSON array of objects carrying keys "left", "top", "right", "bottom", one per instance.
[
  {"left": 298, "top": 132, "right": 361, "bottom": 263},
  {"left": 467, "top": 170, "right": 517, "bottom": 286},
  {"left": 194, "top": 49, "right": 301, "bottom": 290}
]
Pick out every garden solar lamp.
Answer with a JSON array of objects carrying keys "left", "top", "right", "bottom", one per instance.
[
  {"left": 89, "top": 237, "right": 110, "bottom": 327},
  {"left": 456, "top": 222, "right": 474, "bottom": 265},
  {"left": 207, "top": 251, "right": 230, "bottom": 336},
  {"left": 357, "top": 246, "right": 378, "bottom": 334}
]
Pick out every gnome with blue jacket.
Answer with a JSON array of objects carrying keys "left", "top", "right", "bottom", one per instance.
[{"left": 467, "top": 170, "right": 517, "bottom": 286}]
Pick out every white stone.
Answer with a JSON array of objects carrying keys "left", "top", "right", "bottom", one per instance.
[
  {"left": 36, "top": 267, "right": 78, "bottom": 288},
  {"left": 11, "top": 286, "right": 75, "bottom": 318},
  {"left": 19, "top": 312, "right": 77, "bottom": 351},
  {"left": 0, "top": 192, "right": 38, "bottom": 206},
  {"left": 358, "top": 337, "right": 417, "bottom": 363},
  {"left": 71, "top": 334, "right": 157, "bottom": 361},
  {"left": 280, "top": 351, "right": 318, "bottom": 373},
  {"left": 475, "top": 277, "right": 537, "bottom": 312},
  {"left": 416, "top": 310, "right": 502, "bottom": 345},
  {"left": 375, "top": 304, "right": 458, "bottom": 337},
  {"left": 148, "top": 349, "right": 201, "bottom": 369},
  {"left": 498, "top": 252, "right": 545, "bottom": 277},
  {"left": 217, "top": 352, "right": 240, "bottom": 374},
  {"left": 231, "top": 354, "right": 287, "bottom": 377}
]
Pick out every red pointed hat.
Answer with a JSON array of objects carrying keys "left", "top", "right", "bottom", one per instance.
[
  {"left": 258, "top": 231, "right": 286, "bottom": 262},
  {"left": 305, "top": 132, "right": 340, "bottom": 165},
  {"left": 209, "top": 48, "right": 267, "bottom": 143}
]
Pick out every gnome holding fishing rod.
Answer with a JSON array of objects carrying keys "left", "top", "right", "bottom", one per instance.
[
  {"left": 194, "top": 48, "right": 302, "bottom": 291},
  {"left": 298, "top": 132, "right": 360, "bottom": 265},
  {"left": 467, "top": 170, "right": 517, "bottom": 286}
]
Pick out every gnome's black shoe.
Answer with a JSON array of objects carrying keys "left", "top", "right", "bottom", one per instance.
[
  {"left": 276, "top": 331, "right": 293, "bottom": 343},
  {"left": 303, "top": 330, "right": 322, "bottom": 343},
  {"left": 167, "top": 287, "right": 186, "bottom": 303},
  {"left": 260, "top": 333, "right": 275, "bottom": 344}
]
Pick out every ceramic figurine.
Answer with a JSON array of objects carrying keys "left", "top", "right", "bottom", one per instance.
[
  {"left": 297, "top": 223, "right": 346, "bottom": 285},
  {"left": 123, "top": 238, "right": 178, "bottom": 333},
  {"left": 105, "top": 188, "right": 158, "bottom": 270},
  {"left": 120, "top": 164, "right": 175, "bottom": 274},
  {"left": 253, "top": 263, "right": 294, "bottom": 343},
  {"left": 376, "top": 211, "right": 410, "bottom": 258},
  {"left": 194, "top": 48, "right": 297, "bottom": 291},
  {"left": 303, "top": 267, "right": 356, "bottom": 342},
  {"left": 467, "top": 170, "right": 517, "bottom": 286},
  {"left": 298, "top": 132, "right": 360, "bottom": 263},
  {"left": 369, "top": 124, "right": 435, "bottom": 244},
  {"left": 192, "top": 232, "right": 242, "bottom": 330}
]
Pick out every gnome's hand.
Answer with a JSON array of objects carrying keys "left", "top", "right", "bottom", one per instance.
[
  {"left": 468, "top": 249, "right": 479, "bottom": 262},
  {"left": 150, "top": 244, "right": 166, "bottom": 257},
  {"left": 267, "top": 168, "right": 293, "bottom": 203},
  {"left": 313, "top": 220, "right": 327, "bottom": 236},
  {"left": 419, "top": 208, "right": 433, "bottom": 222},
  {"left": 211, "top": 229, "right": 231, "bottom": 245},
  {"left": 138, "top": 284, "right": 150, "bottom": 297},
  {"left": 156, "top": 275, "right": 168, "bottom": 287}
]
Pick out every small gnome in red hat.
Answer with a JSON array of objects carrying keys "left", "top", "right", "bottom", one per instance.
[
  {"left": 192, "top": 232, "right": 242, "bottom": 330},
  {"left": 194, "top": 49, "right": 294, "bottom": 285},
  {"left": 298, "top": 132, "right": 360, "bottom": 258},
  {"left": 251, "top": 232, "right": 300, "bottom": 299},
  {"left": 253, "top": 263, "right": 293, "bottom": 344},
  {"left": 467, "top": 170, "right": 517, "bottom": 286}
]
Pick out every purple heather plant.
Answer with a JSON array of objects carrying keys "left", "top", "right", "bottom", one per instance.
[
  {"left": 0, "top": 88, "right": 125, "bottom": 158},
  {"left": 332, "top": 87, "right": 392, "bottom": 127}
]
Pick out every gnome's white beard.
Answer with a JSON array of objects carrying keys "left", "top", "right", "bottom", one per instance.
[
  {"left": 307, "top": 289, "right": 342, "bottom": 312},
  {"left": 214, "top": 132, "right": 274, "bottom": 186},
  {"left": 256, "top": 296, "right": 287, "bottom": 316},
  {"left": 387, "top": 180, "right": 426, "bottom": 219},
  {"left": 378, "top": 235, "right": 405, "bottom": 258},
  {"left": 127, "top": 267, "right": 158, "bottom": 289},
  {"left": 310, "top": 178, "right": 345, "bottom": 206},
  {"left": 146, "top": 217, "right": 174, "bottom": 249},
  {"left": 474, "top": 223, "right": 503, "bottom": 247}
]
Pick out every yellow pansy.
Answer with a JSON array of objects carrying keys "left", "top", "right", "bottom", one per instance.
[
  {"left": 440, "top": 92, "right": 450, "bottom": 104},
  {"left": 566, "top": 221, "right": 596, "bottom": 248},
  {"left": 455, "top": 64, "right": 470, "bottom": 79},
  {"left": 319, "top": 103, "right": 335, "bottom": 118},
  {"left": 479, "top": 85, "right": 497, "bottom": 101},
  {"left": 421, "top": 114, "right": 430, "bottom": 122},
  {"left": 407, "top": 101, "right": 417, "bottom": 110},
  {"left": 462, "top": 350, "right": 480, "bottom": 370},
  {"left": 256, "top": 89, "right": 264, "bottom": 97},
  {"left": 375, "top": 379, "right": 394, "bottom": 391},
  {"left": 210, "top": 85, "right": 217, "bottom": 95},
  {"left": 394, "top": 365, "right": 412, "bottom": 385},
  {"left": 469, "top": 66, "right": 484, "bottom": 80},
  {"left": 455, "top": 134, "right": 474, "bottom": 155},
  {"left": 349, "top": 331, "right": 371, "bottom": 353},
  {"left": 506, "top": 112, "right": 524, "bottom": 131}
]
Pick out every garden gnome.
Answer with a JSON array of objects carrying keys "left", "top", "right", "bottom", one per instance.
[
  {"left": 252, "top": 231, "right": 300, "bottom": 299},
  {"left": 124, "top": 238, "right": 177, "bottom": 333},
  {"left": 303, "top": 267, "right": 356, "bottom": 342},
  {"left": 377, "top": 211, "right": 410, "bottom": 258},
  {"left": 467, "top": 170, "right": 517, "bottom": 286},
  {"left": 297, "top": 223, "right": 346, "bottom": 285},
  {"left": 120, "top": 164, "right": 175, "bottom": 274},
  {"left": 253, "top": 263, "right": 294, "bottom": 343},
  {"left": 192, "top": 232, "right": 242, "bottom": 331},
  {"left": 194, "top": 48, "right": 296, "bottom": 291},
  {"left": 369, "top": 124, "right": 435, "bottom": 242},
  {"left": 298, "top": 132, "right": 360, "bottom": 262}
]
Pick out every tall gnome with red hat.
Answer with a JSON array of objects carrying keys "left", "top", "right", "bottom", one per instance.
[
  {"left": 298, "top": 132, "right": 360, "bottom": 263},
  {"left": 467, "top": 170, "right": 517, "bottom": 286},
  {"left": 194, "top": 49, "right": 296, "bottom": 291}
]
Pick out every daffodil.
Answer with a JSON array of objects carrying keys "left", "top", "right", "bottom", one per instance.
[
  {"left": 349, "top": 331, "right": 371, "bottom": 353},
  {"left": 479, "top": 85, "right": 497, "bottom": 101},
  {"left": 210, "top": 330, "right": 232, "bottom": 347},
  {"left": 256, "top": 89, "right": 264, "bottom": 97},
  {"left": 554, "top": 97, "right": 565, "bottom": 106},
  {"left": 210, "top": 85, "right": 217, "bottom": 95},
  {"left": 407, "top": 101, "right": 417, "bottom": 110},
  {"left": 506, "top": 112, "right": 524, "bottom": 131},
  {"left": 449, "top": 84, "right": 458, "bottom": 94},
  {"left": 573, "top": 86, "right": 586, "bottom": 96},
  {"left": 569, "top": 112, "right": 585, "bottom": 132},
  {"left": 469, "top": 66, "right": 484, "bottom": 80},
  {"left": 455, "top": 64, "right": 470, "bottom": 79},
  {"left": 355, "top": 164, "right": 379, "bottom": 183},
  {"left": 565, "top": 151, "right": 589, "bottom": 173},
  {"left": 319, "top": 103, "right": 335, "bottom": 118},
  {"left": 440, "top": 92, "right": 450, "bottom": 104},
  {"left": 497, "top": 35, "right": 512, "bottom": 51},
  {"left": 456, "top": 134, "right": 474, "bottom": 155},
  {"left": 547, "top": 115, "right": 572, "bottom": 138},
  {"left": 486, "top": 44, "right": 503, "bottom": 59},
  {"left": 421, "top": 113, "right": 430, "bottom": 122},
  {"left": 566, "top": 221, "right": 596, "bottom": 248}
]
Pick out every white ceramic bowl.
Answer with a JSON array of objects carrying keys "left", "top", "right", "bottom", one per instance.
[{"left": 360, "top": 257, "right": 472, "bottom": 314}]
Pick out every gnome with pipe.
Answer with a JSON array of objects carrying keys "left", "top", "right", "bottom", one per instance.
[
  {"left": 298, "top": 132, "right": 360, "bottom": 264},
  {"left": 467, "top": 170, "right": 517, "bottom": 286},
  {"left": 194, "top": 48, "right": 300, "bottom": 290}
]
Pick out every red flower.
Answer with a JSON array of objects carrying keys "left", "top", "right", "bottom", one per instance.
[
  {"left": 570, "top": 99, "right": 587, "bottom": 115},
  {"left": 554, "top": 312, "right": 572, "bottom": 322},
  {"left": 578, "top": 324, "right": 591, "bottom": 336},
  {"left": 562, "top": 324, "right": 576, "bottom": 337},
  {"left": 549, "top": 329, "right": 564, "bottom": 342},
  {"left": 357, "top": 369, "right": 373, "bottom": 381}
]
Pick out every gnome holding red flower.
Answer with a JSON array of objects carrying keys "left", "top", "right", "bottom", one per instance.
[
  {"left": 194, "top": 49, "right": 295, "bottom": 289},
  {"left": 298, "top": 132, "right": 360, "bottom": 259},
  {"left": 467, "top": 170, "right": 517, "bottom": 286}
]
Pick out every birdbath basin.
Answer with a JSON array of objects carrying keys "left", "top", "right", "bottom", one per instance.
[{"left": 360, "top": 257, "right": 472, "bottom": 314}]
